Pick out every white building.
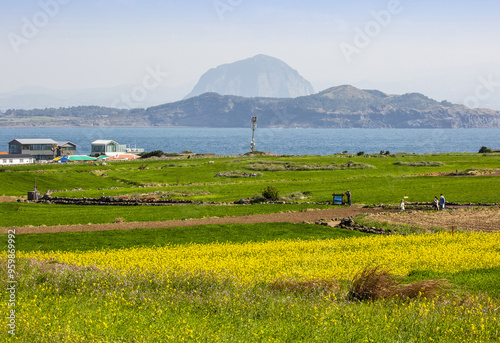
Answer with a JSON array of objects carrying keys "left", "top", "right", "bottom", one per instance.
[
  {"left": 0, "top": 154, "right": 34, "bottom": 165},
  {"left": 91, "top": 140, "right": 144, "bottom": 155},
  {"left": 91, "top": 140, "right": 127, "bottom": 155}
]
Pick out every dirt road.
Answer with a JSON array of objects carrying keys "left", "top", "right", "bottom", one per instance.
[
  {"left": 3, "top": 206, "right": 498, "bottom": 235},
  {"left": 3, "top": 206, "right": 383, "bottom": 234}
]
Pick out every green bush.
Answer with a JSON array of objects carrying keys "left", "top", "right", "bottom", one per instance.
[
  {"left": 262, "top": 186, "right": 280, "bottom": 201},
  {"left": 140, "top": 150, "right": 164, "bottom": 159},
  {"left": 478, "top": 146, "right": 492, "bottom": 153}
]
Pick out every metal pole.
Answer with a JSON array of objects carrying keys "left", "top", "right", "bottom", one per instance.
[{"left": 250, "top": 116, "right": 257, "bottom": 152}]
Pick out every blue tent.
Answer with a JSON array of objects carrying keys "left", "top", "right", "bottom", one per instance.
[{"left": 57, "top": 157, "right": 70, "bottom": 163}]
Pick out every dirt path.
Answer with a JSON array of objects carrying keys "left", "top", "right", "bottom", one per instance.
[
  {"left": 2, "top": 206, "right": 385, "bottom": 234},
  {"left": 4, "top": 206, "right": 498, "bottom": 235}
]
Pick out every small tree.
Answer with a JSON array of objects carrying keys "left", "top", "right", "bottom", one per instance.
[
  {"left": 357, "top": 151, "right": 365, "bottom": 156},
  {"left": 51, "top": 143, "right": 58, "bottom": 159},
  {"left": 262, "top": 186, "right": 280, "bottom": 201},
  {"left": 140, "top": 150, "right": 164, "bottom": 159},
  {"left": 478, "top": 146, "right": 492, "bottom": 153}
]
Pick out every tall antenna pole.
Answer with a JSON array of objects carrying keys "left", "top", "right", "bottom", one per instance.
[{"left": 250, "top": 116, "right": 257, "bottom": 152}]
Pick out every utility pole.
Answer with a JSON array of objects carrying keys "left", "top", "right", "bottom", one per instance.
[{"left": 250, "top": 116, "right": 257, "bottom": 152}]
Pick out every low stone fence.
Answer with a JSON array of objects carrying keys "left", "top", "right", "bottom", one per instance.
[
  {"left": 336, "top": 217, "right": 394, "bottom": 235},
  {"left": 34, "top": 196, "right": 199, "bottom": 206}
]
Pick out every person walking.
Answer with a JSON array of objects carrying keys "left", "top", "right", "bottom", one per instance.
[
  {"left": 346, "top": 190, "right": 352, "bottom": 206},
  {"left": 400, "top": 199, "right": 405, "bottom": 212},
  {"left": 433, "top": 196, "right": 439, "bottom": 211},
  {"left": 439, "top": 194, "right": 445, "bottom": 211}
]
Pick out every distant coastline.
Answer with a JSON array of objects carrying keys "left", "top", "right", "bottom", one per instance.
[
  {"left": 2, "top": 86, "right": 500, "bottom": 129},
  {"left": 1, "top": 127, "right": 498, "bottom": 156},
  {"left": 1, "top": 123, "right": 500, "bottom": 129}
]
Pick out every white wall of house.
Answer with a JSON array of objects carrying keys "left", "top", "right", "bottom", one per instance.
[
  {"left": 0, "top": 156, "right": 34, "bottom": 165},
  {"left": 91, "top": 140, "right": 127, "bottom": 155}
]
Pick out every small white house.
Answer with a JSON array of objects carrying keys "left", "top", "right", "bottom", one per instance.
[
  {"left": 91, "top": 140, "right": 144, "bottom": 156},
  {"left": 0, "top": 154, "right": 34, "bottom": 165},
  {"left": 91, "top": 140, "right": 127, "bottom": 155}
]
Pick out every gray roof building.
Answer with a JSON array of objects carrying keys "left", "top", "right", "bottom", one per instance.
[
  {"left": 9, "top": 139, "right": 58, "bottom": 145},
  {"left": 8, "top": 139, "right": 77, "bottom": 161}
]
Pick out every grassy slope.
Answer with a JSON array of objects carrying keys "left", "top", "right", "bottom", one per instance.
[
  {"left": 1, "top": 153, "right": 498, "bottom": 200},
  {"left": 45, "top": 174, "right": 500, "bottom": 203}
]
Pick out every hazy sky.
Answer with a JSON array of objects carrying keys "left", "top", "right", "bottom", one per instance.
[{"left": 2, "top": 0, "right": 500, "bottom": 99}]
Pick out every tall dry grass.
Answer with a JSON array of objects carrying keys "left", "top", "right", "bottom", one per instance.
[{"left": 347, "top": 266, "right": 448, "bottom": 301}]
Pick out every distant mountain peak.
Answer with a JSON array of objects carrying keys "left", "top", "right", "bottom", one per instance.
[
  {"left": 4, "top": 84, "right": 500, "bottom": 128},
  {"left": 184, "top": 55, "right": 314, "bottom": 99},
  {"left": 318, "top": 85, "right": 384, "bottom": 100}
]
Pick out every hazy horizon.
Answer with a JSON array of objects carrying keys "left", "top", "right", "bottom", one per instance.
[{"left": 2, "top": 0, "right": 500, "bottom": 109}]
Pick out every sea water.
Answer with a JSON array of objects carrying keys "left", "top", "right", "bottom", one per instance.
[{"left": 0, "top": 127, "right": 498, "bottom": 156}]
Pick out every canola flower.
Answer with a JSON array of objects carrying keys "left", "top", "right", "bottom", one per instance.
[
  {"left": 19, "top": 232, "right": 500, "bottom": 284},
  {"left": 2, "top": 232, "right": 500, "bottom": 342}
]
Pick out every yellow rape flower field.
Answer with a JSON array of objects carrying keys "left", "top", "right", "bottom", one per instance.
[
  {"left": 21, "top": 232, "right": 500, "bottom": 284},
  {"left": 3, "top": 231, "right": 500, "bottom": 342}
]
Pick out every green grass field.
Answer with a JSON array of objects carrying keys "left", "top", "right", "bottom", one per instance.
[
  {"left": 1, "top": 153, "right": 499, "bottom": 342},
  {"left": 1, "top": 153, "right": 499, "bottom": 202},
  {"left": 3, "top": 223, "right": 365, "bottom": 252},
  {"left": 0, "top": 153, "right": 498, "bottom": 227}
]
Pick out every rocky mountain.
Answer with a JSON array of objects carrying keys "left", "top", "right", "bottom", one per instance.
[
  {"left": 145, "top": 85, "right": 500, "bottom": 128},
  {"left": 184, "top": 54, "right": 315, "bottom": 99},
  {"left": 2, "top": 85, "right": 500, "bottom": 128}
]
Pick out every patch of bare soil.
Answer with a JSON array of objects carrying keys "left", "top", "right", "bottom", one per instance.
[
  {"left": 368, "top": 208, "right": 500, "bottom": 232},
  {"left": 2, "top": 206, "right": 389, "bottom": 234},
  {"left": 0, "top": 196, "right": 18, "bottom": 203}
]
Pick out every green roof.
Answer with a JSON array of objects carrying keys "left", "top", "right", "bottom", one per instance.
[{"left": 68, "top": 155, "right": 97, "bottom": 161}]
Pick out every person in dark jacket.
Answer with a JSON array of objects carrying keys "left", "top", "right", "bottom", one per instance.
[
  {"left": 346, "top": 190, "right": 352, "bottom": 206},
  {"left": 439, "top": 194, "right": 445, "bottom": 211}
]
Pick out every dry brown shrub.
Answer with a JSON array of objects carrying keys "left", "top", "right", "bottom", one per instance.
[
  {"left": 269, "top": 278, "right": 339, "bottom": 295},
  {"left": 114, "top": 217, "right": 125, "bottom": 223},
  {"left": 348, "top": 266, "right": 448, "bottom": 301},
  {"left": 347, "top": 266, "right": 396, "bottom": 301},
  {"left": 395, "top": 279, "right": 449, "bottom": 299}
]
